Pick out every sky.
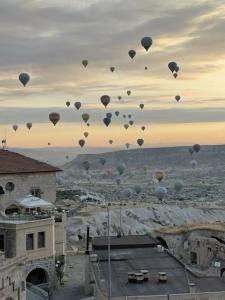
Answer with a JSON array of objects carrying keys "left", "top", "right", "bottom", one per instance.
[{"left": 0, "top": 0, "right": 225, "bottom": 149}]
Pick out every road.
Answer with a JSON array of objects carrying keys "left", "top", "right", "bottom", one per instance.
[{"left": 51, "top": 254, "right": 86, "bottom": 300}]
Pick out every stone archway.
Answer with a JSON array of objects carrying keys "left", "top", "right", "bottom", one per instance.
[
  {"left": 5, "top": 205, "right": 20, "bottom": 215},
  {"left": 26, "top": 268, "right": 49, "bottom": 285},
  {"left": 156, "top": 236, "right": 169, "bottom": 249}
]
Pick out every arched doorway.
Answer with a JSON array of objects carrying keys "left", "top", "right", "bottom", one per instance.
[
  {"left": 156, "top": 236, "right": 169, "bottom": 249},
  {"left": 220, "top": 268, "right": 225, "bottom": 279},
  {"left": 26, "top": 268, "right": 48, "bottom": 285}
]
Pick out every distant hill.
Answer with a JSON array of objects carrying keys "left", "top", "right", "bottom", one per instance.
[{"left": 63, "top": 144, "right": 225, "bottom": 171}]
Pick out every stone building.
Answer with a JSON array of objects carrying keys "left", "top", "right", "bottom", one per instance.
[
  {"left": 0, "top": 150, "right": 66, "bottom": 299},
  {"left": 0, "top": 149, "right": 60, "bottom": 212}
]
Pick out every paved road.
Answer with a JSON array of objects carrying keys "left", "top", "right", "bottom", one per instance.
[{"left": 51, "top": 254, "right": 86, "bottom": 300}]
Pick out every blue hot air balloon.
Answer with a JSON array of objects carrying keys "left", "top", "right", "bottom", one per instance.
[{"left": 103, "top": 117, "right": 111, "bottom": 127}]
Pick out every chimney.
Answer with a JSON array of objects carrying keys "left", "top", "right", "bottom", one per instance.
[
  {"left": 189, "top": 283, "right": 196, "bottom": 293},
  {"left": 85, "top": 226, "right": 90, "bottom": 254}
]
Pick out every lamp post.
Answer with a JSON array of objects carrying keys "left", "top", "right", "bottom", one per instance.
[{"left": 107, "top": 203, "right": 112, "bottom": 300}]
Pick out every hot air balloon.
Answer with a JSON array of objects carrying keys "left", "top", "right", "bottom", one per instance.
[
  {"left": 48, "top": 142, "right": 51, "bottom": 146},
  {"left": 82, "top": 113, "right": 90, "bottom": 123},
  {"left": 141, "top": 126, "right": 146, "bottom": 131},
  {"left": 74, "top": 102, "right": 81, "bottom": 110},
  {"left": 122, "top": 188, "right": 132, "bottom": 198},
  {"left": 127, "top": 90, "right": 131, "bottom": 96},
  {"left": 26, "top": 122, "right": 32, "bottom": 130},
  {"left": 125, "top": 143, "right": 130, "bottom": 149},
  {"left": 173, "top": 72, "right": 178, "bottom": 78},
  {"left": 82, "top": 160, "right": 90, "bottom": 171},
  {"left": 115, "top": 176, "right": 122, "bottom": 186},
  {"left": 128, "top": 50, "right": 136, "bottom": 59},
  {"left": 99, "top": 158, "right": 106, "bottom": 166},
  {"left": 145, "top": 66, "right": 148, "bottom": 70},
  {"left": 103, "top": 117, "right": 111, "bottom": 127},
  {"left": 129, "top": 120, "right": 134, "bottom": 126},
  {"left": 79, "top": 139, "right": 85, "bottom": 148},
  {"left": 123, "top": 114, "right": 126, "bottom": 118},
  {"left": 137, "top": 138, "right": 144, "bottom": 147},
  {"left": 115, "top": 111, "right": 119, "bottom": 117},
  {"left": 19, "top": 73, "right": 30, "bottom": 86},
  {"left": 189, "top": 148, "right": 194, "bottom": 155},
  {"left": 191, "top": 160, "right": 197, "bottom": 169},
  {"left": 175, "top": 95, "right": 181, "bottom": 102},
  {"left": 134, "top": 184, "right": 142, "bottom": 195},
  {"left": 82, "top": 59, "right": 88, "bottom": 68},
  {"left": 193, "top": 144, "right": 201, "bottom": 153},
  {"left": 49, "top": 112, "right": 60, "bottom": 126},
  {"left": 117, "top": 163, "right": 125, "bottom": 175},
  {"left": 139, "top": 104, "right": 144, "bottom": 109},
  {"left": 128, "top": 114, "right": 132, "bottom": 119},
  {"left": 87, "top": 123, "right": 90, "bottom": 127},
  {"left": 109, "top": 139, "right": 113, "bottom": 145},
  {"left": 12, "top": 124, "right": 18, "bottom": 132},
  {"left": 155, "top": 186, "right": 167, "bottom": 201},
  {"left": 106, "top": 112, "right": 112, "bottom": 119},
  {"left": 66, "top": 155, "right": 69, "bottom": 160},
  {"left": 174, "top": 181, "right": 183, "bottom": 193},
  {"left": 141, "top": 37, "right": 153, "bottom": 51},
  {"left": 155, "top": 171, "right": 164, "bottom": 182},
  {"left": 101, "top": 95, "right": 110, "bottom": 108},
  {"left": 168, "top": 62, "right": 177, "bottom": 73},
  {"left": 110, "top": 67, "right": 115, "bottom": 72},
  {"left": 118, "top": 96, "right": 122, "bottom": 100},
  {"left": 84, "top": 132, "right": 89, "bottom": 138},
  {"left": 66, "top": 101, "right": 70, "bottom": 107},
  {"left": 124, "top": 124, "right": 129, "bottom": 130}
]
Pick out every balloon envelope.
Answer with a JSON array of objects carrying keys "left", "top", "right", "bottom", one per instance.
[
  {"left": 79, "top": 139, "right": 85, "bottom": 148},
  {"left": 26, "top": 122, "right": 32, "bottom": 130},
  {"left": 137, "top": 138, "right": 144, "bottom": 147},
  {"left": 82, "top": 160, "right": 90, "bottom": 171},
  {"left": 193, "top": 144, "right": 201, "bottom": 153},
  {"left": 155, "top": 186, "right": 167, "bottom": 201},
  {"left": 74, "top": 102, "right": 81, "bottom": 110},
  {"left": 13, "top": 124, "right": 18, "bottom": 132},
  {"left": 82, "top": 113, "right": 90, "bottom": 123},
  {"left": 103, "top": 117, "right": 111, "bottom": 127},
  {"left": 19, "top": 73, "right": 30, "bottom": 86},
  {"left": 49, "top": 112, "right": 60, "bottom": 126},
  {"left": 82, "top": 59, "right": 88, "bottom": 67},
  {"left": 99, "top": 158, "right": 106, "bottom": 166},
  {"left": 101, "top": 95, "right": 110, "bottom": 107},
  {"left": 117, "top": 163, "right": 125, "bottom": 175},
  {"left": 128, "top": 50, "right": 136, "bottom": 59},
  {"left": 141, "top": 37, "right": 153, "bottom": 51}
]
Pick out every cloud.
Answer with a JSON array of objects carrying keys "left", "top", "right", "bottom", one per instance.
[{"left": 1, "top": 106, "right": 225, "bottom": 125}]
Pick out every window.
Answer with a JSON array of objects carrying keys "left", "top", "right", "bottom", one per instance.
[
  {"left": 0, "top": 235, "right": 4, "bottom": 251},
  {"left": 38, "top": 232, "right": 45, "bottom": 248},
  {"left": 190, "top": 251, "right": 197, "bottom": 265},
  {"left": 30, "top": 187, "right": 42, "bottom": 198},
  {"left": 208, "top": 247, "right": 212, "bottom": 252},
  {"left": 26, "top": 233, "right": 34, "bottom": 250}
]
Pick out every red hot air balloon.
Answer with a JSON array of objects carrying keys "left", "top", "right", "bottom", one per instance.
[{"left": 49, "top": 112, "right": 60, "bottom": 126}]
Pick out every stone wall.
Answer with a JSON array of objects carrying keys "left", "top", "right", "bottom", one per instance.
[
  {"left": 0, "top": 255, "right": 27, "bottom": 300},
  {"left": 0, "top": 172, "right": 57, "bottom": 211}
]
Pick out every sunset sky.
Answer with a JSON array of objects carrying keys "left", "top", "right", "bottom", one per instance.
[{"left": 0, "top": 0, "right": 225, "bottom": 148}]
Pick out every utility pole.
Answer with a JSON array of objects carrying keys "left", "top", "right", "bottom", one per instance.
[{"left": 107, "top": 203, "right": 112, "bottom": 300}]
